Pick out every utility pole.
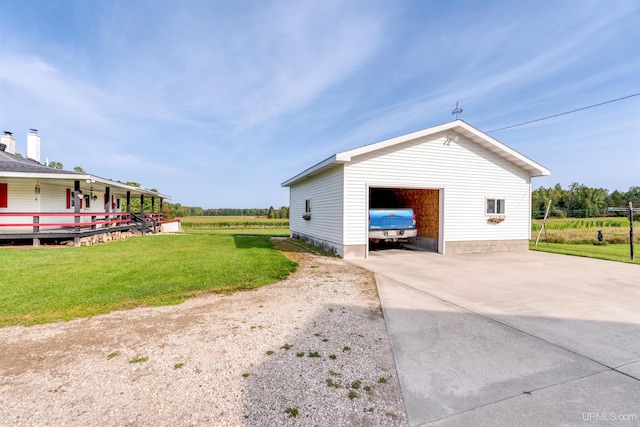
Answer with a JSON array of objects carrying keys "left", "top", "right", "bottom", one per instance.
[{"left": 608, "top": 202, "right": 638, "bottom": 261}]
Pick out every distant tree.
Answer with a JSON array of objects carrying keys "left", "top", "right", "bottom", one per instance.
[
  {"left": 605, "top": 190, "right": 626, "bottom": 209},
  {"left": 162, "top": 202, "right": 177, "bottom": 220},
  {"left": 48, "top": 161, "right": 63, "bottom": 169},
  {"left": 73, "top": 166, "right": 86, "bottom": 173},
  {"left": 267, "top": 206, "right": 276, "bottom": 219},
  {"left": 532, "top": 183, "right": 639, "bottom": 218},
  {"left": 626, "top": 186, "right": 640, "bottom": 207},
  {"left": 279, "top": 206, "right": 290, "bottom": 219}
]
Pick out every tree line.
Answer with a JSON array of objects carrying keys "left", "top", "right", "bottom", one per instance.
[
  {"left": 532, "top": 183, "right": 639, "bottom": 218},
  {"left": 162, "top": 204, "right": 290, "bottom": 220}
]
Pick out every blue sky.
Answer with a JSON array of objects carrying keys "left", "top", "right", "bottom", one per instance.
[{"left": 1, "top": 0, "right": 638, "bottom": 208}]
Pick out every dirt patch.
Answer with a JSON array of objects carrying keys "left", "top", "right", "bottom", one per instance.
[{"left": 0, "top": 240, "right": 407, "bottom": 426}]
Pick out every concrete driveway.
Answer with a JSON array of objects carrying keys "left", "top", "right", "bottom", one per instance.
[{"left": 349, "top": 250, "right": 640, "bottom": 426}]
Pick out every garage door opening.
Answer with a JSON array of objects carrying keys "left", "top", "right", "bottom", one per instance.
[{"left": 368, "top": 187, "right": 440, "bottom": 253}]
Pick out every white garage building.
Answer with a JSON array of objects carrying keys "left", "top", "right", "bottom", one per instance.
[{"left": 281, "top": 120, "right": 550, "bottom": 258}]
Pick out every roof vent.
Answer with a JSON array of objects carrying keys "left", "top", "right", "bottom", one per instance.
[{"left": 0, "top": 143, "right": 6, "bottom": 151}]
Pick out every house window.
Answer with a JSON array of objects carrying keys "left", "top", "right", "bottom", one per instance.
[
  {"left": 0, "top": 183, "right": 8, "bottom": 208},
  {"left": 486, "top": 198, "right": 505, "bottom": 214},
  {"left": 305, "top": 199, "right": 312, "bottom": 213}
]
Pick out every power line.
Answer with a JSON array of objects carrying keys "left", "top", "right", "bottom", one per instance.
[{"left": 487, "top": 92, "right": 640, "bottom": 133}]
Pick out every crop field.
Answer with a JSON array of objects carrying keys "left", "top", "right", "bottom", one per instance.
[
  {"left": 531, "top": 217, "right": 630, "bottom": 231},
  {"left": 530, "top": 217, "right": 638, "bottom": 264},
  {"left": 181, "top": 216, "right": 289, "bottom": 229},
  {"left": 531, "top": 217, "right": 636, "bottom": 244}
]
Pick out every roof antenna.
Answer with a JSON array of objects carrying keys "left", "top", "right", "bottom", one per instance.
[{"left": 452, "top": 101, "right": 463, "bottom": 119}]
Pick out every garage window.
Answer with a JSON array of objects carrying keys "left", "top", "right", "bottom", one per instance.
[
  {"left": 305, "top": 199, "right": 312, "bottom": 213},
  {"left": 486, "top": 198, "right": 505, "bottom": 214}
]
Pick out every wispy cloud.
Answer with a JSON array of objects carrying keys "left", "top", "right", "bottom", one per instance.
[{"left": 0, "top": 55, "right": 114, "bottom": 131}]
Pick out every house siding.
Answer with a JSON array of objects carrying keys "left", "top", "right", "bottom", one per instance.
[
  {"left": 289, "top": 166, "right": 344, "bottom": 255},
  {"left": 344, "top": 132, "right": 532, "bottom": 248},
  {"left": 0, "top": 178, "right": 40, "bottom": 230},
  {"left": 0, "top": 179, "right": 116, "bottom": 231}
]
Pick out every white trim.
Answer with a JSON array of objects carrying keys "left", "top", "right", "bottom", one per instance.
[
  {"left": 439, "top": 188, "right": 445, "bottom": 255},
  {"left": 282, "top": 120, "right": 550, "bottom": 187},
  {"left": 485, "top": 197, "right": 506, "bottom": 215},
  {"left": 0, "top": 172, "right": 168, "bottom": 198}
]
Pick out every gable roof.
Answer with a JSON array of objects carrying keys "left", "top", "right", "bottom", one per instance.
[
  {"left": 282, "top": 120, "right": 550, "bottom": 187},
  {"left": 0, "top": 149, "right": 168, "bottom": 198}
]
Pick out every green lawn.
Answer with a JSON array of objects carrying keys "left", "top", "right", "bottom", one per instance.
[
  {"left": 186, "top": 228, "right": 290, "bottom": 237},
  {"left": 0, "top": 231, "right": 297, "bottom": 327},
  {"left": 530, "top": 242, "right": 639, "bottom": 265}
]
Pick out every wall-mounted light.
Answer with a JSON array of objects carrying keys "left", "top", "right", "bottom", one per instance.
[{"left": 92, "top": 194, "right": 98, "bottom": 202}]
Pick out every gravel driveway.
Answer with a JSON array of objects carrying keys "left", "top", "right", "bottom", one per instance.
[{"left": 0, "top": 240, "right": 407, "bottom": 426}]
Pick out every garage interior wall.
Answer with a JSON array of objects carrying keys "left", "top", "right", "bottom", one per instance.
[
  {"left": 394, "top": 189, "right": 439, "bottom": 239},
  {"left": 369, "top": 187, "right": 440, "bottom": 250}
]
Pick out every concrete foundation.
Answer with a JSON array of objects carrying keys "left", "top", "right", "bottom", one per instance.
[
  {"left": 291, "top": 232, "right": 344, "bottom": 257},
  {"left": 292, "top": 234, "right": 528, "bottom": 258},
  {"left": 445, "top": 239, "right": 529, "bottom": 254}
]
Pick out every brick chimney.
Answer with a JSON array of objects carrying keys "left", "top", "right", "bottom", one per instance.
[
  {"left": 27, "top": 129, "right": 41, "bottom": 163},
  {"left": 1, "top": 131, "right": 16, "bottom": 154}
]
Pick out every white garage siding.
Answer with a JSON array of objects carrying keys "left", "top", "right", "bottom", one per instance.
[
  {"left": 289, "top": 165, "right": 345, "bottom": 256},
  {"left": 344, "top": 132, "right": 532, "bottom": 248},
  {"left": 282, "top": 120, "right": 549, "bottom": 258}
]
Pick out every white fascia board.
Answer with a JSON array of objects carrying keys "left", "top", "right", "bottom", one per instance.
[
  {"left": 1, "top": 172, "right": 169, "bottom": 198},
  {"left": 338, "top": 120, "right": 550, "bottom": 177},
  {"left": 336, "top": 121, "right": 460, "bottom": 161},
  {"left": 282, "top": 119, "right": 550, "bottom": 185},
  {"left": 456, "top": 121, "right": 551, "bottom": 177},
  {"left": 0, "top": 171, "right": 86, "bottom": 180},
  {"left": 89, "top": 176, "right": 170, "bottom": 198},
  {"left": 281, "top": 154, "right": 343, "bottom": 187}
]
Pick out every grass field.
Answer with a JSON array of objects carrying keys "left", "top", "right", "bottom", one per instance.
[
  {"left": 0, "top": 231, "right": 297, "bottom": 327},
  {"left": 530, "top": 242, "right": 639, "bottom": 265},
  {"left": 181, "top": 216, "right": 289, "bottom": 229},
  {"left": 530, "top": 217, "right": 638, "bottom": 264}
]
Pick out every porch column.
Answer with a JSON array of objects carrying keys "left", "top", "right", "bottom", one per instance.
[
  {"left": 126, "top": 191, "right": 131, "bottom": 226},
  {"left": 140, "top": 194, "right": 145, "bottom": 236},
  {"left": 74, "top": 180, "right": 81, "bottom": 247},
  {"left": 151, "top": 197, "right": 157, "bottom": 233},
  {"left": 104, "top": 187, "right": 111, "bottom": 228}
]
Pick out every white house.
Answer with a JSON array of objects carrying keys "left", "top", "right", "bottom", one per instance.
[
  {"left": 282, "top": 120, "right": 550, "bottom": 258},
  {"left": 0, "top": 130, "right": 172, "bottom": 246}
]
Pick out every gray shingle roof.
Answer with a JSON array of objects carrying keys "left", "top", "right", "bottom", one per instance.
[{"left": 0, "top": 150, "right": 80, "bottom": 175}]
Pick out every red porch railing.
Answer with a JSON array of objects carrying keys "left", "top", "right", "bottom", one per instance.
[{"left": 0, "top": 212, "right": 133, "bottom": 230}]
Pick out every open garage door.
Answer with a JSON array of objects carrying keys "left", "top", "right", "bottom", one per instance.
[{"left": 368, "top": 187, "right": 441, "bottom": 253}]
